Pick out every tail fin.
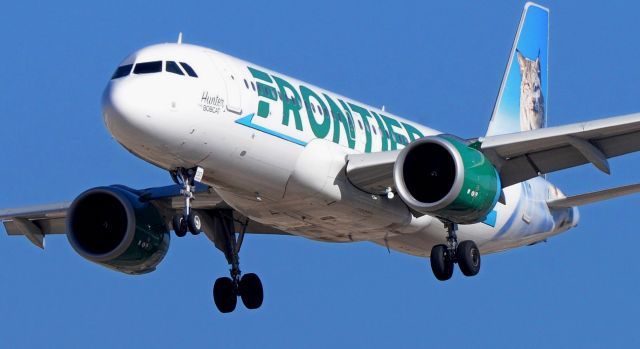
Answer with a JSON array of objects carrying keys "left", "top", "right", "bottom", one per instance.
[{"left": 486, "top": 2, "right": 549, "bottom": 136}]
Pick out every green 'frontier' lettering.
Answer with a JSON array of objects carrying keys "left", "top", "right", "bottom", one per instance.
[
  {"left": 381, "top": 114, "right": 402, "bottom": 150},
  {"left": 348, "top": 103, "right": 373, "bottom": 153},
  {"left": 247, "top": 66, "right": 426, "bottom": 152},
  {"left": 402, "top": 122, "right": 424, "bottom": 142},
  {"left": 273, "top": 76, "right": 304, "bottom": 131},
  {"left": 300, "top": 85, "right": 330, "bottom": 138},
  {"left": 370, "top": 111, "right": 389, "bottom": 151},
  {"left": 323, "top": 94, "right": 355, "bottom": 149},
  {"left": 248, "top": 67, "right": 273, "bottom": 118}
]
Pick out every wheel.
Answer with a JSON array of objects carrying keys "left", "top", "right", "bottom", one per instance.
[
  {"left": 172, "top": 215, "right": 187, "bottom": 237},
  {"left": 457, "top": 240, "right": 481, "bottom": 277},
  {"left": 213, "top": 277, "right": 237, "bottom": 313},
  {"left": 430, "top": 244, "right": 453, "bottom": 281},
  {"left": 188, "top": 212, "right": 202, "bottom": 235},
  {"left": 239, "top": 273, "right": 264, "bottom": 309}
]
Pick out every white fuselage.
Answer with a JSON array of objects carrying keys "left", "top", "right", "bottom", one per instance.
[{"left": 102, "top": 43, "right": 578, "bottom": 257}]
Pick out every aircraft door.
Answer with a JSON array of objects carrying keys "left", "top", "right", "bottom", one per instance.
[{"left": 209, "top": 53, "right": 243, "bottom": 115}]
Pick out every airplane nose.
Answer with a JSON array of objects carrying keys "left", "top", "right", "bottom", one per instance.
[
  {"left": 101, "top": 77, "right": 171, "bottom": 150},
  {"left": 102, "top": 79, "right": 146, "bottom": 140}
]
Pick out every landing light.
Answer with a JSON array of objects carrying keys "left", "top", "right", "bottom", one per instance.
[{"left": 385, "top": 187, "right": 395, "bottom": 199}]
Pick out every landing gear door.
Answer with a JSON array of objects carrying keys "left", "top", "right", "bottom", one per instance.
[{"left": 209, "top": 53, "right": 243, "bottom": 115}]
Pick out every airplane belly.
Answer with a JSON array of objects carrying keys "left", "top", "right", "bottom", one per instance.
[{"left": 211, "top": 138, "right": 415, "bottom": 243}]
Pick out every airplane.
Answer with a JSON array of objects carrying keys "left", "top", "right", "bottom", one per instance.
[{"left": 3, "top": 2, "right": 640, "bottom": 314}]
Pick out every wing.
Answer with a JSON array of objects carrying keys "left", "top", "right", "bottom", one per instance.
[
  {"left": 481, "top": 112, "right": 640, "bottom": 187},
  {"left": 346, "top": 150, "right": 399, "bottom": 195},
  {"left": 1, "top": 183, "right": 287, "bottom": 249},
  {"left": 346, "top": 113, "right": 640, "bottom": 197},
  {"left": 0, "top": 202, "right": 69, "bottom": 248}
]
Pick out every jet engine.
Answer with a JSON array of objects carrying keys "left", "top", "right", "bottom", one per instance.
[
  {"left": 66, "top": 186, "right": 170, "bottom": 275},
  {"left": 393, "top": 135, "right": 501, "bottom": 224}
]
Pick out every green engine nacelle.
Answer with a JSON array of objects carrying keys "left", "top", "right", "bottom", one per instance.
[
  {"left": 67, "top": 186, "right": 170, "bottom": 275},
  {"left": 394, "top": 135, "right": 501, "bottom": 224}
]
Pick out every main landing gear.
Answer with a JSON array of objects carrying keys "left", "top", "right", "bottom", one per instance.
[
  {"left": 430, "top": 221, "right": 481, "bottom": 281},
  {"left": 210, "top": 209, "right": 263, "bottom": 313},
  {"left": 169, "top": 167, "right": 263, "bottom": 313},
  {"left": 170, "top": 167, "right": 203, "bottom": 237}
]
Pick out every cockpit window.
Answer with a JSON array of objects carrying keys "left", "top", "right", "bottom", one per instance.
[
  {"left": 134, "top": 61, "right": 163, "bottom": 74},
  {"left": 179, "top": 62, "right": 198, "bottom": 77},
  {"left": 111, "top": 64, "right": 133, "bottom": 79},
  {"left": 166, "top": 61, "right": 184, "bottom": 75}
]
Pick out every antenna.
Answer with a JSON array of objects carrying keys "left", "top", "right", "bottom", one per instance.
[{"left": 177, "top": 32, "right": 183, "bottom": 44}]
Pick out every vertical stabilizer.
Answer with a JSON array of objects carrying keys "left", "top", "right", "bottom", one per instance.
[{"left": 486, "top": 2, "right": 549, "bottom": 136}]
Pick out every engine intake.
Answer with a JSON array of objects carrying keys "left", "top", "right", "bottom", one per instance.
[
  {"left": 67, "top": 186, "right": 170, "bottom": 275},
  {"left": 393, "top": 135, "right": 501, "bottom": 224}
]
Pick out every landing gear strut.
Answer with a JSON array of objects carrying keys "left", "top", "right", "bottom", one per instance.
[
  {"left": 210, "top": 209, "right": 263, "bottom": 313},
  {"left": 430, "top": 221, "right": 481, "bottom": 280},
  {"left": 170, "top": 167, "right": 203, "bottom": 237}
]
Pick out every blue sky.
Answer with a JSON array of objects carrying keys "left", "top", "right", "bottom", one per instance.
[{"left": 1, "top": 1, "right": 640, "bottom": 348}]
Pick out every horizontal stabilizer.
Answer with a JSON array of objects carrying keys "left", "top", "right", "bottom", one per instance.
[{"left": 547, "top": 183, "right": 640, "bottom": 208}]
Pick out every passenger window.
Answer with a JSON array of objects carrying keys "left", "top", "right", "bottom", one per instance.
[
  {"left": 346, "top": 111, "right": 355, "bottom": 130},
  {"left": 372, "top": 125, "right": 377, "bottom": 135},
  {"left": 166, "top": 61, "right": 184, "bottom": 75},
  {"left": 251, "top": 82, "right": 256, "bottom": 91},
  {"left": 179, "top": 62, "right": 198, "bottom": 77},
  {"left": 111, "top": 64, "right": 133, "bottom": 79},
  {"left": 134, "top": 61, "right": 163, "bottom": 74},
  {"left": 358, "top": 120, "right": 363, "bottom": 130},
  {"left": 244, "top": 79, "right": 249, "bottom": 89}
]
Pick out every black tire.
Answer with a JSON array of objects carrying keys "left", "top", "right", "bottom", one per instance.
[
  {"left": 430, "top": 244, "right": 453, "bottom": 281},
  {"left": 457, "top": 240, "right": 481, "bottom": 277},
  {"left": 239, "top": 273, "right": 264, "bottom": 309},
  {"left": 172, "top": 215, "right": 187, "bottom": 237},
  {"left": 213, "top": 277, "right": 237, "bottom": 313},
  {"left": 187, "top": 212, "right": 202, "bottom": 235}
]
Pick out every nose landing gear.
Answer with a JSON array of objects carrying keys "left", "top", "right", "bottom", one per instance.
[
  {"left": 430, "top": 221, "right": 481, "bottom": 281},
  {"left": 170, "top": 167, "right": 203, "bottom": 237}
]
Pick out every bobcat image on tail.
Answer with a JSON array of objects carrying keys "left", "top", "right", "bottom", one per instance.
[{"left": 517, "top": 50, "right": 545, "bottom": 131}]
